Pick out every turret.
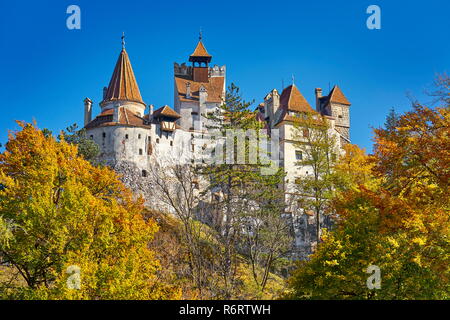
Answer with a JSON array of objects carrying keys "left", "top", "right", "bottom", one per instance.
[{"left": 99, "top": 34, "right": 146, "bottom": 117}]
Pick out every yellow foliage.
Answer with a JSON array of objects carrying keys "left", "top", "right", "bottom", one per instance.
[{"left": 0, "top": 123, "right": 181, "bottom": 299}]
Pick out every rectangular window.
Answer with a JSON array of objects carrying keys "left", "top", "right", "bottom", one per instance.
[
  {"left": 302, "top": 129, "right": 309, "bottom": 138},
  {"left": 295, "top": 150, "right": 303, "bottom": 160},
  {"left": 139, "top": 149, "right": 143, "bottom": 155}
]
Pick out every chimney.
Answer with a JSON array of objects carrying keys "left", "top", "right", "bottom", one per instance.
[
  {"left": 271, "top": 89, "right": 280, "bottom": 119},
  {"left": 315, "top": 88, "right": 323, "bottom": 112},
  {"left": 186, "top": 82, "right": 191, "bottom": 99},
  {"left": 84, "top": 98, "right": 92, "bottom": 126},
  {"left": 113, "top": 106, "right": 120, "bottom": 123},
  {"left": 103, "top": 87, "right": 108, "bottom": 100},
  {"left": 199, "top": 85, "right": 208, "bottom": 107}
]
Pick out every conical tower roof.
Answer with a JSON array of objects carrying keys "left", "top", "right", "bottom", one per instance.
[{"left": 101, "top": 48, "right": 145, "bottom": 106}]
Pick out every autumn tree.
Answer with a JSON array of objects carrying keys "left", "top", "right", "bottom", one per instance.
[
  {"left": 0, "top": 122, "right": 180, "bottom": 299},
  {"left": 148, "top": 159, "right": 220, "bottom": 299},
  {"left": 288, "top": 76, "right": 449, "bottom": 299},
  {"left": 292, "top": 113, "right": 339, "bottom": 246},
  {"left": 202, "top": 83, "right": 291, "bottom": 297}
]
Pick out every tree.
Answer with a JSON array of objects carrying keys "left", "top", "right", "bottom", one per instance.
[
  {"left": 148, "top": 160, "right": 219, "bottom": 299},
  {"left": 288, "top": 77, "right": 449, "bottom": 299},
  {"left": 202, "top": 83, "right": 292, "bottom": 297},
  {"left": 384, "top": 107, "right": 399, "bottom": 131},
  {"left": 60, "top": 123, "right": 100, "bottom": 164},
  {"left": 292, "top": 113, "right": 339, "bottom": 246},
  {"left": 240, "top": 170, "right": 292, "bottom": 292},
  {"left": 0, "top": 122, "right": 181, "bottom": 299}
]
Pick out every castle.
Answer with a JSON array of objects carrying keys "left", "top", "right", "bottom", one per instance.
[{"left": 83, "top": 35, "right": 351, "bottom": 255}]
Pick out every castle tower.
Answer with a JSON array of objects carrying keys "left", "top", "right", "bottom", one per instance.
[
  {"left": 100, "top": 41, "right": 146, "bottom": 117},
  {"left": 316, "top": 85, "right": 351, "bottom": 146},
  {"left": 84, "top": 36, "right": 152, "bottom": 170},
  {"left": 174, "top": 33, "right": 226, "bottom": 131},
  {"left": 189, "top": 34, "right": 212, "bottom": 83}
]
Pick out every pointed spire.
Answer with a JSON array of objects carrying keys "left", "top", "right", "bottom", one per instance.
[
  {"left": 189, "top": 31, "right": 212, "bottom": 63},
  {"left": 101, "top": 45, "right": 145, "bottom": 106}
]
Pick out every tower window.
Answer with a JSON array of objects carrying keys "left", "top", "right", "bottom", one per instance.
[
  {"left": 170, "top": 141, "right": 173, "bottom": 147},
  {"left": 125, "top": 134, "right": 129, "bottom": 139},
  {"left": 156, "top": 138, "right": 160, "bottom": 144},
  {"left": 139, "top": 149, "right": 143, "bottom": 155},
  {"left": 90, "top": 135, "right": 93, "bottom": 139},
  {"left": 102, "top": 132, "right": 106, "bottom": 138},
  {"left": 296, "top": 151, "right": 303, "bottom": 160},
  {"left": 138, "top": 134, "right": 141, "bottom": 139},
  {"left": 142, "top": 170, "right": 147, "bottom": 177},
  {"left": 302, "top": 129, "right": 309, "bottom": 138}
]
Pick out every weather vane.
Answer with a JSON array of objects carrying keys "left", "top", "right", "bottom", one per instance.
[
  {"left": 199, "top": 28, "right": 203, "bottom": 41},
  {"left": 292, "top": 74, "right": 295, "bottom": 86},
  {"left": 121, "top": 32, "right": 126, "bottom": 49}
]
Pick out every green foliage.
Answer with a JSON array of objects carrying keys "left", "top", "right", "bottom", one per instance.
[{"left": 60, "top": 123, "right": 100, "bottom": 164}]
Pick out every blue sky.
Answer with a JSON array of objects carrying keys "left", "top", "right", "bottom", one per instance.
[{"left": 0, "top": 0, "right": 449, "bottom": 152}]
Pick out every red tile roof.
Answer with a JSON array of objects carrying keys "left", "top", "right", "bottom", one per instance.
[
  {"left": 152, "top": 105, "right": 181, "bottom": 119},
  {"left": 321, "top": 85, "right": 351, "bottom": 106},
  {"left": 189, "top": 41, "right": 212, "bottom": 59},
  {"left": 328, "top": 85, "right": 351, "bottom": 105},
  {"left": 101, "top": 49, "right": 145, "bottom": 106},
  {"left": 279, "top": 85, "right": 314, "bottom": 113},
  {"left": 85, "top": 107, "right": 150, "bottom": 129},
  {"left": 175, "top": 76, "right": 225, "bottom": 103}
]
